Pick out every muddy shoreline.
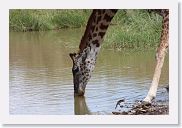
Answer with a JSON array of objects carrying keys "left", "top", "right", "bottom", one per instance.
[
  {"left": 112, "top": 101, "right": 168, "bottom": 115},
  {"left": 112, "top": 86, "right": 169, "bottom": 115}
]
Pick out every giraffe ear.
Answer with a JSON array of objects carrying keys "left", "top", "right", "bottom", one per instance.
[{"left": 69, "top": 53, "right": 76, "bottom": 62}]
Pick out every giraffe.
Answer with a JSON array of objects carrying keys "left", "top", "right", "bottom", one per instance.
[{"left": 69, "top": 9, "right": 169, "bottom": 103}]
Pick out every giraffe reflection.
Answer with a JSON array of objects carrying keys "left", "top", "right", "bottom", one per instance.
[{"left": 74, "top": 96, "right": 90, "bottom": 115}]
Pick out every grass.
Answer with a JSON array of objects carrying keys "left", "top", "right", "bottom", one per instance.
[
  {"left": 104, "top": 10, "right": 163, "bottom": 49},
  {"left": 9, "top": 9, "right": 91, "bottom": 31},
  {"left": 9, "top": 9, "right": 163, "bottom": 49}
]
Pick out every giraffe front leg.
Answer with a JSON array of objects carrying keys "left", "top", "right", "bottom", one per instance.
[
  {"left": 143, "top": 11, "right": 169, "bottom": 103},
  {"left": 143, "top": 48, "right": 168, "bottom": 103}
]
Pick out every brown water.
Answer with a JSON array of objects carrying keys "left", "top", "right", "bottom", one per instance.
[{"left": 9, "top": 29, "right": 169, "bottom": 115}]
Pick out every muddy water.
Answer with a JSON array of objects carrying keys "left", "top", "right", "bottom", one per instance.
[{"left": 9, "top": 29, "right": 169, "bottom": 115}]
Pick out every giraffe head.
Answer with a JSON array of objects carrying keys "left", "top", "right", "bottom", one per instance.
[
  {"left": 69, "top": 9, "right": 117, "bottom": 96},
  {"left": 69, "top": 47, "right": 96, "bottom": 96}
]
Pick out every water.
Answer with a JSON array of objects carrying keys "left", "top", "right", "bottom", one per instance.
[{"left": 9, "top": 29, "right": 169, "bottom": 115}]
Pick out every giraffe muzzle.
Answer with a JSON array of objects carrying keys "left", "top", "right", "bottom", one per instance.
[{"left": 74, "top": 87, "right": 85, "bottom": 96}]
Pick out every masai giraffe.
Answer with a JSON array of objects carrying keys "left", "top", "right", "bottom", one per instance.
[{"left": 69, "top": 9, "right": 169, "bottom": 103}]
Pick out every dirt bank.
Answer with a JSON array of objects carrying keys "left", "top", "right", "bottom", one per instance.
[
  {"left": 112, "top": 101, "right": 169, "bottom": 115},
  {"left": 112, "top": 86, "right": 169, "bottom": 115}
]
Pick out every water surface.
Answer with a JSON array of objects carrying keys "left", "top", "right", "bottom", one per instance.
[{"left": 9, "top": 29, "right": 169, "bottom": 115}]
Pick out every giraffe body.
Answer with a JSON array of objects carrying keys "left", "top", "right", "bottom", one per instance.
[{"left": 70, "top": 9, "right": 169, "bottom": 103}]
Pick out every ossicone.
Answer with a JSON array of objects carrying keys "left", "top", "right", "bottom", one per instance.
[{"left": 69, "top": 53, "right": 76, "bottom": 62}]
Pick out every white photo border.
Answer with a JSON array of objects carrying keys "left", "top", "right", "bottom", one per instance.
[{"left": 0, "top": 0, "right": 178, "bottom": 124}]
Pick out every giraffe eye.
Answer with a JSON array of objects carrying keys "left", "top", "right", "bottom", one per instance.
[{"left": 72, "top": 67, "right": 79, "bottom": 74}]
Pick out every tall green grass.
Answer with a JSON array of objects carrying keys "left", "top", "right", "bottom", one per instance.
[
  {"left": 9, "top": 9, "right": 91, "bottom": 31},
  {"left": 104, "top": 10, "right": 163, "bottom": 49},
  {"left": 9, "top": 9, "right": 163, "bottom": 49}
]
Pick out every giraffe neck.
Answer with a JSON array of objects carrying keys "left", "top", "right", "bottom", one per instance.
[
  {"left": 71, "top": 10, "right": 118, "bottom": 95},
  {"left": 79, "top": 9, "right": 118, "bottom": 52},
  {"left": 78, "top": 9, "right": 118, "bottom": 71}
]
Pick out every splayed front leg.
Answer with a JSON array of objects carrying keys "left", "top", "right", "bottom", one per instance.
[
  {"left": 143, "top": 10, "right": 169, "bottom": 103},
  {"left": 143, "top": 49, "right": 168, "bottom": 103}
]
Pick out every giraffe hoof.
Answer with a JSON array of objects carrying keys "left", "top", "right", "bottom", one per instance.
[
  {"left": 141, "top": 101, "right": 152, "bottom": 106},
  {"left": 143, "top": 94, "right": 156, "bottom": 103}
]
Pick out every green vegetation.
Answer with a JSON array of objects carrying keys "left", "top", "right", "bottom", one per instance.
[
  {"left": 105, "top": 10, "right": 163, "bottom": 49},
  {"left": 9, "top": 9, "right": 163, "bottom": 49},
  {"left": 9, "top": 9, "right": 91, "bottom": 31}
]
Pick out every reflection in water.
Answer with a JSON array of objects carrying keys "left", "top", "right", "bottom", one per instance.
[
  {"left": 9, "top": 30, "right": 169, "bottom": 115},
  {"left": 74, "top": 96, "right": 90, "bottom": 115}
]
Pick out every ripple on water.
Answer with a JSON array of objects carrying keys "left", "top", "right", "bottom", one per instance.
[{"left": 9, "top": 31, "right": 169, "bottom": 115}]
